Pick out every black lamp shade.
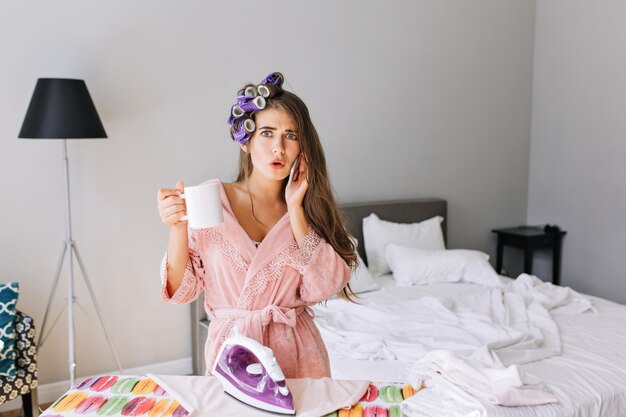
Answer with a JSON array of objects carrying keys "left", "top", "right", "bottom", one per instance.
[{"left": 19, "top": 78, "right": 107, "bottom": 139}]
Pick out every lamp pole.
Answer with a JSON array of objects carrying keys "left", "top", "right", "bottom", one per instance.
[
  {"left": 63, "top": 139, "right": 77, "bottom": 385},
  {"left": 37, "top": 140, "right": 123, "bottom": 387}
]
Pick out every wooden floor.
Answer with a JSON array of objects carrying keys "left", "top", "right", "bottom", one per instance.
[{"left": 0, "top": 403, "right": 52, "bottom": 417}]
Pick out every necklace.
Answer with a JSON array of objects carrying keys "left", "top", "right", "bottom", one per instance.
[{"left": 246, "top": 182, "right": 268, "bottom": 228}]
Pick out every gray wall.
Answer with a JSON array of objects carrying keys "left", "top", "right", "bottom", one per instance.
[
  {"left": 528, "top": 0, "right": 626, "bottom": 304},
  {"left": 0, "top": 1, "right": 535, "bottom": 385}
]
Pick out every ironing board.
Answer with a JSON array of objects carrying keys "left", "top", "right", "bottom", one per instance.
[
  {"left": 39, "top": 375, "right": 412, "bottom": 417},
  {"left": 40, "top": 375, "right": 190, "bottom": 416}
]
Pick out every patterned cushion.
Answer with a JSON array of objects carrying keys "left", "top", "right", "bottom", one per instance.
[
  {"left": 0, "top": 283, "right": 19, "bottom": 377},
  {"left": 0, "top": 311, "right": 38, "bottom": 404}
]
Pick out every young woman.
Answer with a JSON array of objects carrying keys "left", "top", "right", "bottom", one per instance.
[{"left": 157, "top": 72, "right": 356, "bottom": 378}]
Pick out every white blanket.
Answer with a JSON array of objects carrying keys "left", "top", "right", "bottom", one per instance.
[
  {"left": 314, "top": 274, "right": 594, "bottom": 410},
  {"left": 315, "top": 274, "right": 593, "bottom": 369}
]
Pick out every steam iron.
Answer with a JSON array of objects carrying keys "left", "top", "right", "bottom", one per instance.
[{"left": 212, "top": 327, "right": 295, "bottom": 415}]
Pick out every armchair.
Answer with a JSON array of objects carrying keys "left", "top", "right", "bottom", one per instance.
[{"left": 0, "top": 311, "right": 39, "bottom": 417}]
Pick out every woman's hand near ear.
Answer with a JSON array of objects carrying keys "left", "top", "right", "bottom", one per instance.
[
  {"left": 286, "top": 155, "right": 311, "bottom": 246},
  {"left": 285, "top": 154, "right": 308, "bottom": 209}
]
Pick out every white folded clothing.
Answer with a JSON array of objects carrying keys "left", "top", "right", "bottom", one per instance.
[
  {"left": 412, "top": 350, "right": 558, "bottom": 406},
  {"left": 402, "top": 364, "right": 571, "bottom": 417},
  {"left": 401, "top": 385, "right": 482, "bottom": 417}
]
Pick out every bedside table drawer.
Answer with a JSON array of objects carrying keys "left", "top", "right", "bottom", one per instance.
[{"left": 528, "top": 234, "right": 556, "bottom": 247}]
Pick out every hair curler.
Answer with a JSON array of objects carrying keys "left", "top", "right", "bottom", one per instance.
[
  {"left": 261, "top": 72, "right": 284, "bottom": 87},
  {"left": 244, "top": 85, "right": 258, "bottom": 97},
  {"left": 237, "top": 96, "right": 266, "bottom": 112},
  {"left": 257, "top": 84, "right": 279, "bottom": 98},
  {"left": 236, "top": 95, "right": 254, "bottom": 104},
  {"left": 243, "top": 118, "right": 256, "bottom": 133},
  {"left": 231, "top": 124, "right": 248, "bottom": 143},
  {"left": 231, "top": 104, "right": 245, "bottom": 119}
]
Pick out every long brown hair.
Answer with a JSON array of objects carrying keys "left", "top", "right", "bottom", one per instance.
[{"left": 235, "top": 88, "right": 357, "bottom": 301}]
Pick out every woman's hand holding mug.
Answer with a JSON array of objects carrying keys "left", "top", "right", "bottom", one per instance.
[
  {"left": 158, "top": 180, "right": 187, "bottom": 227},
  {"left": 158, "top": 180, "right": 223, "bottom": 229}
]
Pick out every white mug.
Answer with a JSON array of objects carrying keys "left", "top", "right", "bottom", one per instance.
[{"left": 180, "top": 183, "right": 224, "bottom": 229}]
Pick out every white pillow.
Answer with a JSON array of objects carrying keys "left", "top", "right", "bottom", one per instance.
[
  {"left": 350, "top": 252, "right": 381, "bottom": 294},
  {"left": 385, "top": 243, "right": 502, "bottom": 288},
  {"left": 363, "top": 214, "right": 445, "bottom": 276}
]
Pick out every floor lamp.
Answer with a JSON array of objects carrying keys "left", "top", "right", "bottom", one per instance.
[{"left": 18, "top": 78, "right": 123, "bottom": 386}]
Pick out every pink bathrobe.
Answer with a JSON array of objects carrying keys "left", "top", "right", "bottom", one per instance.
[{"left": 160, "top": 179, "right": 351, "bottom": 378}]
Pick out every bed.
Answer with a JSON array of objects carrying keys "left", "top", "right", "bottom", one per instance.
[
  {"left": 312, "top": 198, "right": 626, "bottom": 417},
  {"left": 41, "top": 199, "right": 626, "bottom": 417}
]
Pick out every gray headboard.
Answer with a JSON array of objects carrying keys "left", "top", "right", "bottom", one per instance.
[{"left": 340, "top": 199, "right": 447, "bottom": 265}]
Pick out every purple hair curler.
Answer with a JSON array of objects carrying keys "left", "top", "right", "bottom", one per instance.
[
  {"left": 236, "top": 95, "right": 255, "bottom": 104},
  {"left": 243, "top": 119, "right": 256, "bottom": 133},
  {"left": 261, "top": 72, "right": 284, "bottom": 87},
  {"left": 229, "top": 116, "right": 256, "bottom": 143},
  {"left": 231, "top": 124, "right": 249, "bottom": 143},
  {"left": 257, "top": 84, "right": 279, "bottom": 98},
  {"left": 244, "top": 85, "right": 258, "bottom": 97},
  {"left": 237, "top": 96, "right": 266, "bottom": 113},
  {"left": 227, "top": 113, "right": 239, "bottom": 125},
  {"left": 231, "top": 104, "right": 245, "bottom": 119}
]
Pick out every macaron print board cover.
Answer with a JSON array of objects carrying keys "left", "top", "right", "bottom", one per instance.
[
  {"left": 322, "top": 382, "right": 420, "bottom": 417},
  {"left": 41, "top": 375, "right": 190, "bottom": 417}
]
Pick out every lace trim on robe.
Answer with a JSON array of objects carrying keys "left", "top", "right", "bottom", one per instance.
[
  {"left": 288, "top": 227, "right": 323, "bottom": 274},
  {"left": 200, "top": 227, "right": 249, "bottom": 273},
  {"left": 160, "top": 250, "right": 203, "bottom": 303},
  {"left": 237, "top": 242, "right": 296, "bottom": 310},
  {"left": 237, "top": 227, "right": 322, "bottom": 311}
]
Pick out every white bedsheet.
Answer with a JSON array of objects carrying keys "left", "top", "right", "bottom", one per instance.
[
  {"left": 313, "top": 275, "right": 626, "bottom": 417},
  {"left": 316, "top": 274, "right": 592, "bottom": 370}
]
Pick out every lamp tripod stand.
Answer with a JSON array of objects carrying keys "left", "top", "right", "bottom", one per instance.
[{"left": 37, "top": 141, "right": 123, "bottom": 387}]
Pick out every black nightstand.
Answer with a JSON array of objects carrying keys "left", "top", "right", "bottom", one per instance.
[{"left": 491, "top": 226, "right": 567, "bottom": 285}]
